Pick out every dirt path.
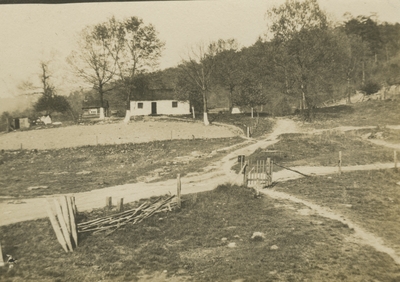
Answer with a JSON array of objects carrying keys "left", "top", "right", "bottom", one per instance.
[
  {"left": 1, "top": 118, "right": 400, "bottom": 265},
  {"left": 366, "top": 139, "right": 400, "bottom": 150},
  {"left": 260, "top": 189, "right": 400, "bottom": 265}
]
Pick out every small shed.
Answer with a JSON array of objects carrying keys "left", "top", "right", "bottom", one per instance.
[
  {"left": 130, "top": 89, "right": 190, "bottom": 116},
  {"left": 12, "top": 117, "right": 30, "bottom": 129},
  {"left": 82, "top": 99, "right": 109, "bottom": 118}
]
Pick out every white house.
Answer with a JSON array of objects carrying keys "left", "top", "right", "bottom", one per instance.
[{"left": 130, "top": 89, "right": 190, "bottom": 116}]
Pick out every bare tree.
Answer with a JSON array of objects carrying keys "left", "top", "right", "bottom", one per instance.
[
  {"left": 68, "top": 23, "right": 119, "bottom": 119},
  {"left": 97, "top": 16, "right": 165, "bottom": 123},
  {"left": 180, "top": 42, "right": 219, "bottom": 125}
]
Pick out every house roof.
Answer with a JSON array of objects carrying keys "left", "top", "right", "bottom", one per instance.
[{"left": 133, "top": 89, "right": 177, "bottom": 101}]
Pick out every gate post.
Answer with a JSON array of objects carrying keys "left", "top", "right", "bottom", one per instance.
[
  {"left": 243, "top": 162, "right": 248, "bottom": 188},
  {"left": 270, "top": 160, "right": 273, "bottom": 186},
  {"left": 267, "top": 158, "right": 271, "bottom": 186}
]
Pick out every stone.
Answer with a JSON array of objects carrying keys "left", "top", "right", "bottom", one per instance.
[
  {"left": 221, "top": 237, "right": 228, "bottom": 242},
  {"left": 76, "top": 170, "right": 92, "bottom": 175},
  {"left": 27, "top": 185, "right": 49, "bottom": 191},
  {"left": 270, "top": 245, "right": 279, "bottom": 250},
  {"left": 251, "top": 232, "right": 265, "bottom": 241},
  {"left": 227, "top": 242, "right": 236, "bottom": 248}
]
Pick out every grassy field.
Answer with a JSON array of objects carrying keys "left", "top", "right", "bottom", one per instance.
[
  {"left": 232, "top": 130, "right": 395, "bottom": 173},
  {"left": 208, "top": 112, "right": 275, "bottom": 138},
  {"left": 176, "top": 112, "right": 275, "bottom": 138},
  {"left": 355, "top": 127, "right": 400, "bottom": 145},
  {"left": 1, "top": 184, "right": 399, "bottom": 282},
  {"left": 306, "top": 99, "right": 400, "bottom": 129},
  {"left": 274, "top": 169, "right": 400, "bottom": 253},
  {"left": 0, "top": 137, "right": 243, "bottom": 198}
]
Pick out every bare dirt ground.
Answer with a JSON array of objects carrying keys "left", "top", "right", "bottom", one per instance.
[
  {"left": 2, "top": 117, "right": 400, "bottom": 271},
  {"left": 0, "top": 119, "right": 237, "bottom": 150}
]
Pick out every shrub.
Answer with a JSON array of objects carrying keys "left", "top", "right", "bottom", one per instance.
[{"left": 360, "top": 81, "right": 381, "bottom": 95}]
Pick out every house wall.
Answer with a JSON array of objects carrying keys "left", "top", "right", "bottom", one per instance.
[
  {"left": 81, "top": 107, "right": 109, "bottom": 118},
  {"left": 130, "top": 100, "right": 190, "bottom": 116}
]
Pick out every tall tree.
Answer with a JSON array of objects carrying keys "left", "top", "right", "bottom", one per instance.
[
  {"left": 212, "top": 39, "right": 241, "bottom": 111},
  {"left": 68, "top": 23, "right": 119, "bottom": 119},
  {"left": 180, "top": 42, "right": 219, "bottom": 125},
  {"left": 104, "top": 16, "right": 165, "bottom": 123},
  {"left": 19, "top": 60, "right": 73, "bottom": 118},
  {"left": 267, "top": 0, "right": 345, "bottom": 119},
  {"left": 335, "top": 32, "right": 369, "bottom": 103},
  {"left": 267, "top": 0, "right": 328, "bottom": 42},
  {"left": 343, "top": 15, "right": 383, "bottom": 87},
  {"left": 234, "top": 78, "right": 268, "bottom": 117}
]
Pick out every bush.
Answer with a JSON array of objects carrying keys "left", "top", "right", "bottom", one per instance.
[{"left": 360, "top": 81, "right": 381, "bottom": 95}]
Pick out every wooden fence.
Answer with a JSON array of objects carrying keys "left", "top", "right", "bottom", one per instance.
[{"left": 241, "top": 157, "right": 273, "bottom": 188}]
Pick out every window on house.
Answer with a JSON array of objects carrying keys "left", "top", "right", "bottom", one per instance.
[
  {"left": 89, "top": 109, "right": 98, "bottom": 114},
  {"left": 172, "top": 101, "right": 178, "bottom": 108},
  {"left": 138, "top": 102, "right": 143, "bottom": 109}
]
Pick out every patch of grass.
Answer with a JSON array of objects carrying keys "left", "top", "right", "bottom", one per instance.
[
  {"left": 307, "top": 99, "right": 400, "bottom": 129},
  {"left": 242, "top": 131, "right": 394, "bottom": 170},
  {"left": 0, "top": 137, "right": 243, "bottom": 198},
  {"left": 355, "top": 127, "right": 400, "bottom": 145},
  {"left": 274, "top": 169, "right": 400, "bottom": 251},
  {"left": 175, "top": 112, "right": 275, "bottom": 138},
  {"left": 208, "top": 112, "right": 275, "bottom": 138},
  {"left": 1, "top": 184, "right": 399, "bottom": 281}
]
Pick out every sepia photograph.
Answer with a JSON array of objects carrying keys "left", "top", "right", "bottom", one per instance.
[{"left": 0, "top": 0, "right": 400, "bottom": 280}]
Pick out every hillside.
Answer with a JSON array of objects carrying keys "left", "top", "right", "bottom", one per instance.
[{"left": 304, "top": 98, "right": 400, "bottom": 129}]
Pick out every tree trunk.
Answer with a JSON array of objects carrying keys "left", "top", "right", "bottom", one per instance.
[
  {"left": 6, "top": 117, "right": 9, "bottom": 133},
  {"left": 123, "top": 90, "right": 131, "bottom": 124},
  {"left": 99, "top": 108, "right": 105, "bottom": 120},
  {"left": 362, "top": 61, "right": 365, "bottom": 87},
  {"left": 386, "top": 46, "right": 389, "bottom": 62},
  {"left": 202, "top": 88, "right": 209, "bottom": 126},
  {"left": 99, "top": 84, "right": 105, "bottom": 120},
  {"left": 347, "top": 76, "right": 351, "bottom": 104},
  {"left": 228, "top": 86, "right": 233, "bottom": 112},
  {"left": 123, "top": 110, "right": 131, "bottom": 123},
  {"left": 251, "top": 107, "right": 254, "bottom": 118}
]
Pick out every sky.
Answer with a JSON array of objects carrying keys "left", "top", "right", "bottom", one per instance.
[{"left": 0, "top": 0, "right": 399, "bottom": 99}]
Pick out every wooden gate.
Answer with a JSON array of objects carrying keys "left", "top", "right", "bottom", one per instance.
[{"left": 242, "top": 158, "right": 273, "bottom": 188}]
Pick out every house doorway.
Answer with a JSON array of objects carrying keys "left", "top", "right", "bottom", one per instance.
[{"left": 151, "top": 102, "right": 157, "bottom": 115}]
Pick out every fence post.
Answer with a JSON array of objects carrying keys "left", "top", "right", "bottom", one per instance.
[
  {"left": 338, "top": 151, "right": 342, "bottom": 175},
  {"left": 192, "top": 106, "right": 195, "bottom": 119},
  {"left": 45, "top": 201, "right": 69, "bottom": 253},
  {"left": 246, "top": 126, "right": 250, "bottom": 138},
  {"left": 243, "top": 162, "right": 248, "bottom": 188},
  {"left": 67, "top": 196, "right": 78, "bottom": 248},
  {"left": 5, "top": 117, "right": 9, "bottom": 133},
  {"left": 106, "top": 197, "right": 112, "bottom": 208},
  {"left": 177, "top": 174, "right": 181, "bottom": 208},
  {"left": 117, "top": 198, "right": 124, "bottom": 212},
  {"left": 0, "top": 242, "right": 4, "bottom": 267},
  {"left": 53, "top": 199, "right": 74, "bottom": 252},
  {"left": 395, "top": 150, "right": 398, "bottom": 170},
  {"left": 270, "top": 160, "right": 274, "bottom": 186}
]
